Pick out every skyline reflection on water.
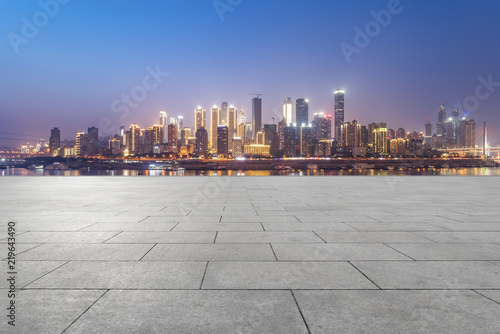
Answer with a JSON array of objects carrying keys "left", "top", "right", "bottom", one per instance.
[{"left": 2, "top": 167, "right": 500, "bottom": 176}]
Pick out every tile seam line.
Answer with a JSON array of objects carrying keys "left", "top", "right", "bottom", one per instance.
[
  {"left": 290, "top": 290, "right": 312, "bottom": 334},
  {"left": 138, "top": 243, "right": 157, "bottom": 261},
  {"left": 21, "top": 260, "right": 70, "bottom": 289},
  {"left": 61, "top": 289, "right": 109, "bottom": 334},
  {"left": 348, "top": 261, "right": 382, "bottom": 290}
]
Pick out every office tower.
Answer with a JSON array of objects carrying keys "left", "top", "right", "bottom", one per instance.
[
  {"left": 109, "top": 138, "right": 121, "bottom": 155},
  {"left": 263, "top": 124, "right": 278, "bottom": 157},
  {"left": 159, "top": 111, "right": 168, "bottom": 143},
  {"left": 220, "top": 102, "right": 228, "bottom": 125},
  {"left": 211, "top": 105, "right": 220, "bottom": 151},
  {"left": 396, "top": 128, "right": 405, "bottom": 139},
  {"left": 151, "top": 125, "right": 163, "bottom": 146},
  {"left": 252, "top": 97, "right": 262, "bottom": 138},
  {"left": 228, "top": 105, "right": 237, "bottom": 151},
  {"left": 168, "top": 123, "right": 178, "bottom": 147},
  {"left": 217, "top": 125, "right": 228, "bottom": 156},
  {"left": 425, "top": 120, "right": 432, "bottom": 145},
  {"left": 256, "top": 131, "right": 265, "bottom": 145},
  {"left": 177, "top": 116, "right": 184, "bottom": 138},
  {"left": 143, "top": 128, "right": 154, "bottom": 154},
  {"left": 372, "top": 127, "right": 388, "bottom": 154},
  {"left": 180, "top": 128, "right": 191, "bottom": 146},
  {"left": 87, "top": 126, "right": 99, "bottom": 155},
  {"left": 283, "top": 97, "right": 293, "bottom": 125},
  {"left": 390, "top": 138, "right": 407, "bottom": 155},
  {"left": 334, "top": 89, "right": 345, "bottom": 140},
  {"left": 460, "top": 119, "right": 475, "bottom": 148},
  {"left": 483, "top": 121, "right": 487, "bottom": 157},
  {"left": 437, "top": 105, "right": 446, "bottom": 137},
  {"left": 296, "top": 98, "right": 309, "bottom": 127},
  {"left": 239, "top": 109, "right": 246, "bottom": 124},
  {"left": 49, "top": 127, "right": 61, "bottom": 156},
  {"left": 340, "top": 120, "right": 364, "bottom": 153},
  {"left": 195, "top": 127, "right": 208, "bottom": 154},
  {"left": 300, "top": 126, "right": 312, "bottom": 156},
  {"left": 387, "top": 129, "right": 395, "bottom": 140},
  {"left": 232, "top": 137, "right": 243, "bottom": 157},
  {"left": 312, "top": 113, "right": 332, "bottom": 140},
  {"left": 284, "top": 126, "right": 296, "bottom": 156},
  {"left": 76, "top": 132, "right": 89, "bottom": 156},
  {"left": 277, "top": 118, "right": 286, "bottom": 150},
  {"left": 195, "top": 106, "right": 206, "bottom": 132},
  {"left": 244, "top": 123, "right": 253, "bottom": 142},
  {"left": 129, "top": 123, "right": 141, "bottom": 154},
  {"left": 119, "top": 124, "right": 125, "bottom": 137},
  {"left": 238, "top": 123, "right": 246, "bottom": 145}
]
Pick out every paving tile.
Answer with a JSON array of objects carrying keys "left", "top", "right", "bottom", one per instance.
[
  {"left": 414, "top": 231, "right": 500, "bottom": 243},
  {"left": 142, "top": 244, "right": 276, "bottom": 261},
  {"left": 81, "top": 222, "right": 178, "bottom": 232},
  {"left": 294, "top": 290, "right": 500, "bottom": 334},
  {"left": 428, "top": 222, "right": 500, "bottom": 231},
  {"left": 105, "top": 231, "right": 216, "bottom": 243},
  {"left": 4, "top": 231, "right": 118, "bottom": 244},
  {"left": 346, "top": 222, "right": 447, "bottom": 231},
  {"left": 18, "top": 244, "right": 153, "bottom": 261},
  {"left": 13, "top": 222, "right": 96, "bottom": 232},
  {"left": 263, "top": 223, "right": 355, "bottom": 231},
  {"left": 316, "top": 231, "right": 432, "bottom": 243},
  {"left": 28, "top": 261, "right": 207, "bottom": 289},
  {"left": 138, "top": 216, "right": 184, "bottom": 223},
  {"left": 0, "top": 290, "right": 105, "bottom": 334},
  {"left": 352, "top": 261, "right": 500, "bottom": 289},
  {"left": 202, "top": 261, "right": 377, "bottom": 289},
  {"left": 0, "top": 260, "right": 66, "bottom": 288},
  {"left": 388, "top": 243, "right": 500, "bottom": 260},
  {"left": 475, "top": 290, "right": 500, "bottom": 304},
  {"left": 65, "top": 290, "right": 308, "bottom": 334},
  {"left": 272, "top": 243, "right": 411, "bottom": 261},
  {"left": 216, "top": 232, "right": 323, "bottom": 243},
  {"left": 172, "top": 223, "right": 263, "bottom": 232}
]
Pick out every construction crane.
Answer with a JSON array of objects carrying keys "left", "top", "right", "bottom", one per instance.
[{"left": 247, "top": 93, "right": 262, "bottom": 98}]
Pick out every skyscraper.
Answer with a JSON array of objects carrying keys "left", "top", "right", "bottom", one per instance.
[
  {"left": 252, "top": 97, "right": 262, "bottom": 138},
  {"left": 334, "top": 89, "right": 345, "bottom": 141},
  {"left": 373, "top": 127, "right": 388, "bottom": 154},
  {"left": 195, "top": 127, "right": 208, "bottom": 154},
  {"left": 87, "top": 126, "right": 99, "bottom": 155},
  {"left": 220, "top": 102, "right": 228, "bottom": 125},
  {"left": 211, "top": 105, "right": 220, "bottom": 151},
  {"left": 195, "top": 106, "right": 206, "bottom": 133},
  {"left": 228, "top": 105, "right": 237, "bottom": 151},
  {"left": 296, "top": 98, "right": 309, "bottom": 127},
  {"left": 76, "top": 132, "right": 89, "bottom": 156},
  {"left": 129, "top": 123, "right": 141, "bottom": 154},
  {"left": 263, "top": 124, "right": 278, "bottom": 157},
  {"left": 159, "top": 111, "right": 168, "bottom": 144},
  {"left": 300, "top": 126, "right": 312, "bottom": 156},
  {"left": 217, "top": 125, "right": 228, "bottom": 156},
  {"left": 284, "top": 125, "right": 297, "bottom": 156},
  {"left": 283, "top": 97, "right": 293, "bottom": 125},
  {"left": 437, "top": 105, "right": 446, "bottom": 137},
  {"left": 49, "top": 127, "right": 61, "bottom": 156}
]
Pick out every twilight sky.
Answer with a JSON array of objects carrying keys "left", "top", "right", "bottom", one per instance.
[{"left": 1, "top": 0, "right": 499, "bottom": 146}]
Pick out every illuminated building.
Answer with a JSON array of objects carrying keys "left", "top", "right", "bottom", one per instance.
[
  {"left": 334, "top": 89, "right": 345, "bottom": 140},
  {"left": 217, "top": 125, "right": 228, "bottom": 156},
  {"left": 460, "top": 119, "right": 476, "bottom": 148},
  {"left": 315, "top": 139, "right": 333, "bottom": 157},
  {"left": 129, "top": 123, "right": 141, "bottom": 154},
  {"left": 283, "top": 97, "right": 293, "bottom": 125},
  {"left": 76, "top": 132, "right": 89, "bottom": 156},
  {"left": 232, "top": 137, "right": 243, "bottom": 157},
  {"left": 300, "top": 126, "right": 312, "bottom": 156},
  {"left": 284, "top": 125, "right": 296, "bottom": 156},
  {"left": 437, "top": 105, "right": 446, "bottom": 137},
  {"left": 263, "top": 124, "right": 278, "bottom": 156},
  {"left": 372, "top": 127, "right": 388, "bottom": 154},
  {"left": 159, "top": 111, "right": 168, "bottom": 143},
  {"left": 87, "top": 126, "right": 99, "bottom": 155},
  {"left": 49, "top": 127, "right": 61, "bottom": 156},
  {"left": 390, "top": 138, "right": 407, "bottom": 155},
  {"left": 340, "top": 120, "right": 364, "bottom": 153},
  {"left": 211, "top": 105, "right": 220, "bottom": 151},
  {"left": 168, "top": 123, "right": 178, "bottom": 148},
  {"left": 238, "top": 123, "right": 246, "bottom": 145},
  {"left": 239, "top": 109, "right": 246, "bottom": 124},
  {"left": 244, "top": 144, "right": 270, "bottom": 156},
  {"left": 152, "top": 125, "right": 163, "bottom": 146},
  {"left": 277, "top": 118, "right": 286, "bottom": 150},
  {"left": 396, "top": 128, "right": 405, "bottom": 139},
  {"left": 220, "top": 102, "right": 228, "bottom": 125},
  {"left": 195, "top": 106, "right": 206, "bottom": 133},
  {"left": 109, "top": 137, "right": 121, "bottom": 155},
  {"left": 195, "top": 127, "right": 208, "bottom": 154},
  {"left": 255, "top": 131, "right": 265, "bottom": 145},
  {"left": 312, "top": 112, "right": 332, "bottom": 140},
  {"left": 252, "top": 97, "right": 262, "bottom": 138},
  {"left": 425, "top": 120, "right": 432, "bottom": 144},
  {"left": 228, "top": 105, "right": 237, "bottom": 151},
  {"left": 180, "top": 127, "right": 191, "bottom": 146},
  {"left": 296, "top": 98, "right": 309, "bottom": 127}
]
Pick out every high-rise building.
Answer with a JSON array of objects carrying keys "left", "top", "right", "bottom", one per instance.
[
  {"left": 263, "top": 124, "right": 278, "bottom": 157},
  {"left": 312, "top": 113, "right": 332, "bottom": 140},
  {"left": 252, "top": 97, "right": 262, "bottom": 138},
  {"left": 228, "top": 105, "right": 237, "bottom": 151},
  {"left": 159, "top": 111, "right": 168, "bottom": 143},
  {"left": 373, "top": 127, "right": 388, "bottom": 154},
  {"left": 210, "top": 105, "right": 220, "bottom": 151},
  {"left": 119, "top": 124, "right": 125, "bottom": 137},
  {"left": 168, "top": 123, "right": 178, "bottom": 147},
  {"left": 151, "top": 125, "right": 163, "bottom": 146},
  {"left": 177, "top": 116, "right": 184, "bottom": 138},
  {"left": 217, "top": 125, "right": 228, "bottom": 156},
  {"left": 129, "top": 123, "right": 141, "bottom": 154},
  {"left": 277, "top": 118, "right": 286, "bottom": 151},
  {"left": 49, "top": 127, "right": 61, "bottom": 156},
  {"left": 238, "top": 123, "right": 246, "bottom": 145},
  {"left": 460, "top": 119, "right": 475, "bottom": 148},
  {"left": 334, "top": 89, "right": 345, "bottom": 140},
  {"left": 300, "top": 126, "right": 312, "bottom": 156},
  {"left": 195, "top": 106, "right": 206, "bottom": 133},
  {"left": 283, "top": 97, "right": 293, "bottom": 125},
  {"left": 340, "top": 120, "right": 363, "bottom": 153},
  {"left": 396, "top": 128, "right": 405, "bottom": 139},
  {"left": 390, "top": 138, "right": 407, "bottom": 155},
  {"left": 232, "top": 137, "right": 243, "bottom": 157},
  {"left": 87, "top": 126, "right": 99, "bottom": 155},
  {"left": 220, "top": 102, "right": 228, "bottom": 125},
  {"left": 284, "top": 125, "right": 296, "bottom": 156},
  {"left": 195, "top": 127, "right": 208, "bottom": 155},
  {"left": 239, "top": 109, "right": 246, "bottom": 125},
  {"left": 76, "top": 132, "right": 89, "bottom": 156},
  {"left": 296, "top": 98, "right": 309, "bottom": 127},
  {"left": 437, "top": 105, "right": 446, "bottom": 137}
]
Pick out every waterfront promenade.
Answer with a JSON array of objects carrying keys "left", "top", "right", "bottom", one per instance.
[{"left": 1, "top": 176, "right": 500, "bottom": 333}]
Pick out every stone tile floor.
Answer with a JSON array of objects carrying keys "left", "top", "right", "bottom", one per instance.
[{"left": 0, "top": 176, "right": 499, "bottom": 333}]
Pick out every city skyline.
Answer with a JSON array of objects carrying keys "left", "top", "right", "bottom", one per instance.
[{"left": 1, "top": 1, "right": 500, "bottom": 146}]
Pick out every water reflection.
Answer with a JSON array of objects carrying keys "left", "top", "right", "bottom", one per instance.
[{"left": 1, "top": 167, "right": 500, "bottom": 176}]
